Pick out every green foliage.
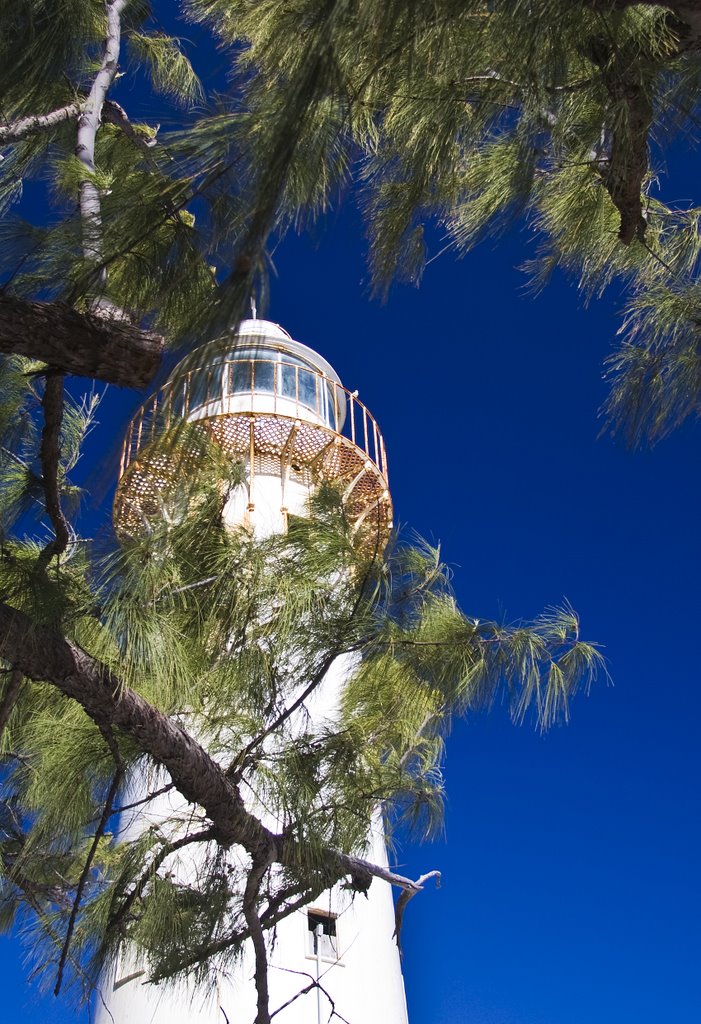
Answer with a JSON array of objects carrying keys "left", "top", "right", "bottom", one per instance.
[
  {"left": 3, "top": 1, "right": 700, "bottom": 440},
  {"left": 0, "top": 358, "right": 97, "bottom": 543},
  {"left": 128, "top": 31, "right": 203, "bottom": 106},
  {"left": 0, "top": 1, "right": 641, "bottom": 1008},
  {"left": 180, "top": 0, "right": 701, "bottom": 441},
  {"left": 603, "top": 282, "right": 701, "bottom": 444},
  {"left": 0, "top": 446, "right": 603, "bottom": 994}
]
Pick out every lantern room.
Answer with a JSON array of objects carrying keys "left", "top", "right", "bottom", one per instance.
[
  {"left": 177, "top": 319, "right": 348, "bottom": 431},
  {"left": 114, "top": 318, "right": 392, "bottom": 545}
]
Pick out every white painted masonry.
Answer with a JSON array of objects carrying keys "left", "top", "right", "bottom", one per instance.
[{"left": 97, "top": 321, "right": 409, "bottom": 1024}]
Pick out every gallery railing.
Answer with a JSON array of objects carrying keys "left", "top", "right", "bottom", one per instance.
[{"left": 119, "top": 357, "right": 389, "bottom": 485}]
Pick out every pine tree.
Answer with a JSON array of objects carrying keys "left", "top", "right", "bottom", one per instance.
[
  {"left": 3, "top": 3, "right": 668, "bottom": 1021},
  {"left": 0, "top": 358, "right": 604, "bottom": 1019},
  {"left": 2, "top": 3, "right": 701, "bottom": 439}
]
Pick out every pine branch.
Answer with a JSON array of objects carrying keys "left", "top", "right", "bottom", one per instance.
[
  {"left": 0, "top": 293, "right": 163, "bottom": 388},
  {"left": 0, "top": 600, "right": 440, "bottom": 902},
  {"left": 106, "top": 827, "right": 216, "bottom": 937},
  {"left": 243, "top": 850, "right": 275, "bottom": 1024},
  {"left": 0, "top": 102, "right": 83, "bottom": 143},
  {"left": 149, "top": 882, "right": 319, "bottom": 979},
  {"left": 36, "top": 372, "right": 69, "bottom": 570},
  {"left": 207, "top": 34, "right": 339, "bottom": 336},
  {"left": 102, "top": 100, "right": 159, "bottom": 154},
  {"left": 1, "top": 847, "right": 72, "bottom": 910},
  {"left": 585, "top": 1, "right": 701, "bottom": 53},
  {"left": 229, "top": 545, "right": 380, "bottom": 778},
  {"left": 54, "top": 727, "right": 124, "bottom": 996},
  {"left": 228, "top": 649, "right": 341, "bottom": 778}
]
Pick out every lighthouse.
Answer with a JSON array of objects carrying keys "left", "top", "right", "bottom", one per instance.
[{"left": 98, "top": 319, "right": 407, "bottom": 1024}]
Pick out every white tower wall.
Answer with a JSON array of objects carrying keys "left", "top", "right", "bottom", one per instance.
[{"left": 100, "top": 321, "right": 407, "bottom": 1024}]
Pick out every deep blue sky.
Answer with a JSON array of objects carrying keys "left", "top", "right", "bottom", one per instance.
[
  {"left": 278, "top": 216, "right": 701, "bottom": 1024},
  {"left": 2, "top": 14, "right": 700, "bottom": 1024}
]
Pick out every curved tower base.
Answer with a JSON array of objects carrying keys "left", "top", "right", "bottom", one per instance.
[{"left": 98, "top": 828, "right": 408, "bottom": 1024}]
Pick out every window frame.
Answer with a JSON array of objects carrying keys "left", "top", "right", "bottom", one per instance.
[{"left": 305, "top": 908, "right": 342, "bottom": 964}]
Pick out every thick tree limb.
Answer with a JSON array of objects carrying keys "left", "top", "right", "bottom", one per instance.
[
  {"left": 604, "top": 77, "right": 652, "bottom": 244},
  {"left": 587, "top": 39, "right": 653, "bottom": 245},
  {"left": 0, "top": 102, "right": 83, "bottom": 144},
  {"left": 0, "top": 600, "right": 260, "bottom": 849},
  {"left": 0, "top": 293, "right": 163, "bottom": 388},
  {"left": 0, "top": 601, "right": 437, "bottom": 899}
]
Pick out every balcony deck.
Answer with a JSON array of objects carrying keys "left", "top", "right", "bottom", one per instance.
[{"left": 114, "top": 356, "right": 393, "bottom": 548}]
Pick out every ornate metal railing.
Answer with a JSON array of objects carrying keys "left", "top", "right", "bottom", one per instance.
[{"left": 119, "top": 357, "right": 389, "bottom": 486}]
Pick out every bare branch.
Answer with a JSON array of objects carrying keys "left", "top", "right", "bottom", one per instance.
[
  {"left": 55, "top": 728, "right": 124, "bottom": 995},
  {"left": 102, "top": 100, "right": 159, "bottom": 153},
  {"left": 270, "top": 966, "right": 352, "bottom": 1024},
  {"left": 393, "top": 870, "right": 441, "bottom": 954},
  {"left": 111, "top": 781, "right": 175, "bottom": 817},
  {"left": 0, "top": 102, "right": 83, "bottom": 143},
  {"left": 243, "top": 850, "right": 276, "bottom": 1024}
]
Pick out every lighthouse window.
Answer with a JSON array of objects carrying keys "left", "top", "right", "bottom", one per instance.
[
  {"left": 229, "top": 360, "right": 252, "bottom": 393},
  {"left": 252, "top": 359, "right": 275, "bottom": 393},
  {"left": 307, "top": 910, "right": 338, "bottom": 959},
  {"left": 298, "top": 367, "right": 317, "bottom": 408},
  {"left": 280, "top": 362, "right": 297, "bottom": 400},
  {"left": 180, "top": 346, "right": 333, "bottom": 425},
  {"left": 188, "top": 364, "right": 224, "bottom": 410}
]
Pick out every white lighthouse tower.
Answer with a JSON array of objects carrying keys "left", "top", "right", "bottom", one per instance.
[{"left": 99, "top": 319, "right": 406, "bottom": 1024}]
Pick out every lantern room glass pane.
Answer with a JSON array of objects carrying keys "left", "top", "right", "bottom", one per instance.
[
  {"left": 298, "top": 368, "right": 317, "bottom": 411},
  {"left": 253, "top": 359, "right": 275, "bottom": 394},
  {"left": 183, "top": 346, "right": 336, "bottom": 425},
  {"left": 280, "top": 363, "right": 297, "bottom": 400},
  {"left": 188, "top": 365, "right": 223, "bottom": 409},
  {"left": 189, "top": 371, "right": 209, "bottom": 410},
  {"left": 229, "top": 360, "right": 252, "bottom": 394}
]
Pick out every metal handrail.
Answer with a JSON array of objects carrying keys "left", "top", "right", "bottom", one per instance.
[{"left": 119, "top": 358, "right": 389, "bottom": 485}]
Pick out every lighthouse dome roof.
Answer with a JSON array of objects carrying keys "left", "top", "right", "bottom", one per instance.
[{"left": 231, "top": 318, "right": 343, "bottom": 386}]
